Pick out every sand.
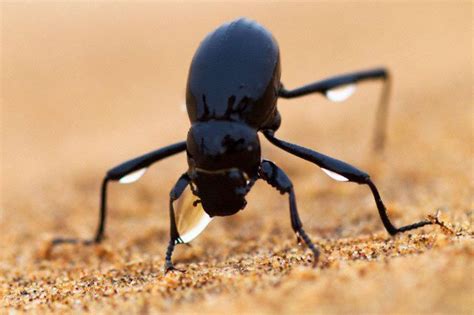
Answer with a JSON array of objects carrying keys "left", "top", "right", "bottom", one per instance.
[{"left": 1, "top": 2, "right": 473, "bottom": 314}]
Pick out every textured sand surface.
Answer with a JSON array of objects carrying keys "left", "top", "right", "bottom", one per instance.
[{"left": 1, "top": 2, "right": 473, "bottom": 314}]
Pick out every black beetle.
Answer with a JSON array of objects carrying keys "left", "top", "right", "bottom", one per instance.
[{"left": 53, "top": 18, "right": 436, "bottom": 271}]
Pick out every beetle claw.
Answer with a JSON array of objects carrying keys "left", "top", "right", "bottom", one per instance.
[
  {"left": 296, "top": 234, "right": 303, "bottom": 245},
  {"left": 164, "top": 262, "right": 186, "bottom": 274}
]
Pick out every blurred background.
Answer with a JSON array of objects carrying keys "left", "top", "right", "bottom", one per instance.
[
  {"left": 2, "top": 2, "right": 471, "bottom": 200},
  {"left": 1, "top": 2, "right": 472, "bottom": 313}
]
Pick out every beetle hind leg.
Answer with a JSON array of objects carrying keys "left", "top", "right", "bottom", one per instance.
[
  {"left": 264, "top": 132, "right": 435, "bottom": 236},
  {"left": 279, "top": 67, "right": 391, "bottom": 152},
  {"left": 259, "top": 159, "right": 320, "bottom": 266}
]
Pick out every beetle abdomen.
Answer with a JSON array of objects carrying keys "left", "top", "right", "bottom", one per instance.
[{"left": 186, "top": 18, "right": 280, "bottom": 127}]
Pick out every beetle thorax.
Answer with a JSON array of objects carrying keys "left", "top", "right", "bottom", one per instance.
[{"left": 186, "top": 121, "right": 260, "bottom": 175}]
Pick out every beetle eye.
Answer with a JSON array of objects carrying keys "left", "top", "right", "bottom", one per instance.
[
  {"left": 119, "top": 167, "right": 148, "bottom": 184},
  {"left": 325, "top": 84, "right": 356, "bottom": 102}
]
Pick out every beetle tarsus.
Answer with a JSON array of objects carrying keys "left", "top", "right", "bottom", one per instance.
[
  {"left": 427, "top": 211, "right": 455, "bottom": 235},
  {"left": 390, "top": 220, "right": 433, "bottom": 234},
  {"left": 164, "top": 262, "right": 185, "bottom": 274},
  {"left": 164, "top": 239, "right": 186, "bottom": 273},
  {"left": 51, "top": 237, "right": 81, "bottom": 245},
  {"left": 365, "top": 179, "right": 435, "bottom": 235},
  {"left": 296, "top": 229, "right": 320, "bottom": 267}
]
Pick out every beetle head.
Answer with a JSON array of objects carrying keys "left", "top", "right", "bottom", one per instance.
[
  {"left": 186, "top": 121, "right": 259, "bottom": 216},
  {"left": 188, "top": 167, "right": 252, "bottom": 216}
]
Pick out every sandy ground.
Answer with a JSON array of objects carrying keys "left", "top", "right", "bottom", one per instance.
[{"left": 1, "top": 2, "right": 473, "bottom": 314}]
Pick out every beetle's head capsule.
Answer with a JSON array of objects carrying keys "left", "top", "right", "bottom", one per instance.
[
  {"left": 188, "top": 167, "right": 249, "bottom": 216},
  {"left": 185, "top": 121, "right": 260, "bottom": 216}
]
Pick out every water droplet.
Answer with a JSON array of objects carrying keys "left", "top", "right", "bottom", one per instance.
[
  {"left": 180, "top": 102, "right": 187, "bottom": 112},
  {"left": 175, "top": 188, "right": 212, "bottom": 243},
  {"left": 325, "top": 84, "right": 356, "bottom": 102},
  {"left": 119, "top": 168, "right": 147, "bottom": 184},
  {"left": 321, "top": 168, "right": 349, "bottom": 182}
]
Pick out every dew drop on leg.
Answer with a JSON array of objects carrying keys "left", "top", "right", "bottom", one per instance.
[
  {"left": 325, "top": 84, "right": 356, "bottom": 102},
  {"left": 321, "top": 168, "right": 349, "bottom": 182},
  {"left": 175, "top": 187, "right": 212, "bottom": 243},
  {"left": 119, "top": 168, "right": 148, "bottom": 184}
]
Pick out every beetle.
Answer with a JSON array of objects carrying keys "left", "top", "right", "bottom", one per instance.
[{"left": 53, "top": 18, "right": 436, "bottom": 271}]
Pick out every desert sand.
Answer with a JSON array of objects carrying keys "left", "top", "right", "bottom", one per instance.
[{"left": 1, "top": 2, "right": 472, "bottom": 314}]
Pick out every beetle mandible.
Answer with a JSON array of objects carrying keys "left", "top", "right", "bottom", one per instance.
[{"left": 53, "top": 18, "right": 436, "bottom": 271}]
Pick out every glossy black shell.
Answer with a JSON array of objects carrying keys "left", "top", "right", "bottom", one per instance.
[
  {"left": 186, "top": 18, "right": 281, "bottom": 128},
  {"left": 185, "top": 18, "right": 282, "bottom": 217}
]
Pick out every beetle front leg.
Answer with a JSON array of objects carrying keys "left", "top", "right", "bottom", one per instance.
[
  {"left": 164, "top": 173, "right": 190, "bottom": 273},
  {"left": 264, "top": 131, "right": 434, "bottom": 235},
  {"left": 259, "top": 160, "right": 320, "bottom": 267}
]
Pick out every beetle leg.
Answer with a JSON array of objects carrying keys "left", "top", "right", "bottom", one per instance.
[
  {"left": 259, "top": 159, "right": 320, "bottom": 267},
  {"left": 164, "top": 173, "right": 191, "bottom": 273},
  {"left": 51, "top": 141, "right": 187, "bottom": 247},
  {"left": 279, "top": 67, "right": 390, "bottom": 152},
  {"left": 263, "top": 131, "right": 434, "bottom": 236}
]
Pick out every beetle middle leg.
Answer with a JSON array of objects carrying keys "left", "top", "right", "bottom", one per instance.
[
  {"left": 259, "top": 159, "right": 320, "bottom": 266},
  {"left": 51, "top": 141, "right": 187, "bottom": 246},
  {"left": 263, "top": 131, "right": 435, "bottom": 236},
  {"left": 279, "top": 68, "right": 391, "bottom": 152}
]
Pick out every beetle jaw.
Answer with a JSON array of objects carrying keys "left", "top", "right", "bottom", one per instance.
[{"left": 187, "top": 167, "right": 252, "bottom": 217}]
